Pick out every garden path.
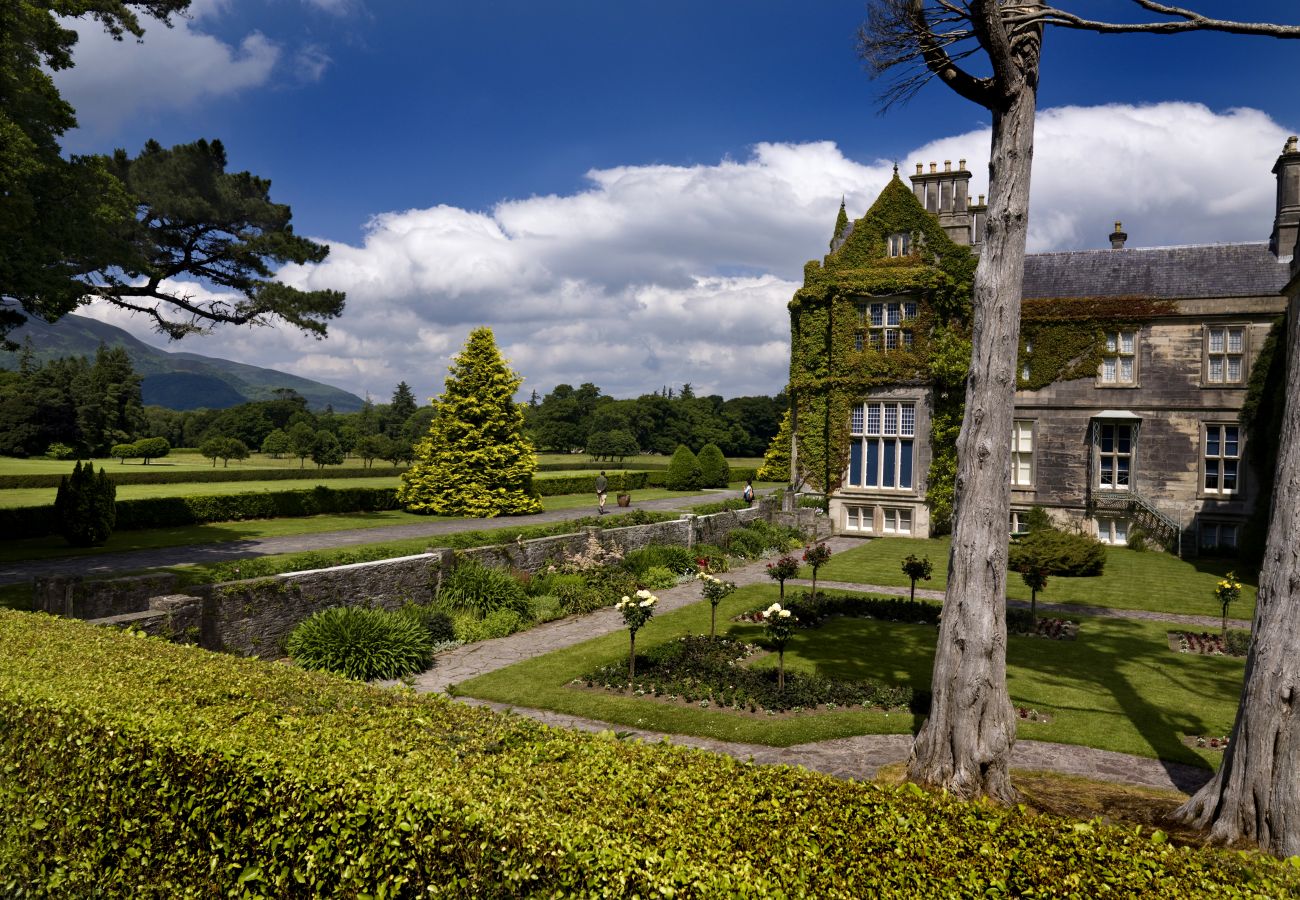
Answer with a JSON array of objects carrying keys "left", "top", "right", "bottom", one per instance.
[
  {"left": 417, "top": 535, "right": 1224, "bottom": 795},
  {"left": 0, "top": 491, "right": 742, "bottom": 586}
]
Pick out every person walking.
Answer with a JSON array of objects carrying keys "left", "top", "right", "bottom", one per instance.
[
  {"left": 595, "top": 471, "right": 609, "bottom": 515},
  {"left": 743, "top": 478, "right": 755, "bottom": 507}
]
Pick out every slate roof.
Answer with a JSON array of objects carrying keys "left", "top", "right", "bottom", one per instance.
[{"left": 1021, "top": 243, "right": 1291, "bottom": 300}]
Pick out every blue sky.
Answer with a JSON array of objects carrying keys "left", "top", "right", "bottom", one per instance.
[{"left": 58, "top": 1, "right": 1300, "bottom": 403}]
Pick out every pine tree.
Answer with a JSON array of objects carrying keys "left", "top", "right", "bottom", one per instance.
[
  {"left": 54, "top": 461, "right": 116, "bottom": 547},
  {"left": 398, "top": 328, "right": 542, "bottom": 516},
  {"left": 756, "top": 409, "right": 792, "bottom": 483},
  {"left": 387, "top": 381, "right": 418, "bottom": 437}
]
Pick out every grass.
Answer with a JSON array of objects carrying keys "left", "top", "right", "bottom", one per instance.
[
  {"left": 0, "top": 452, "right": 390, "bottom": 475},
  {"left": 812, "top": 536, "right": 1258, "bottom": 622},
  {"left": 535, "top": 453, "right": 763, "bottom": 469},
  {"left": 0, "top": 475, "right": 405, "bottom": 508},
  {"left": 454, "top": 583, "right": 1242, "bottom": 769}
]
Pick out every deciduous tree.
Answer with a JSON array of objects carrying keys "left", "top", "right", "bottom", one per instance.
[
  {"left": 861, "top": 0, "right": 1300, "bottom": 807},
  {"left": 398, "top": 327, "right": 542, "bottom": 516}
]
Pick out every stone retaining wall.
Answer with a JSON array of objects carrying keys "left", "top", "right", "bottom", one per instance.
[{"left": 78, "top": 502, "right": 785, "bottom": 657}]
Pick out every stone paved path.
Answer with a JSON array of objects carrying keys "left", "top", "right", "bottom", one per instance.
[
  {"left": 0, "top": 490, "right": 742, "bottom": 586},
  {"left": 416, "top": 535, "right": 1219, "bottom": 795}
]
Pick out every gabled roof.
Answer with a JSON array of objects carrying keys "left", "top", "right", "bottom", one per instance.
[{"left": 1022, "top": 243, "right": 1290, "bottom": 300}]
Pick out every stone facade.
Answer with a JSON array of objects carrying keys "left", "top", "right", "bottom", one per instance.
[{"left": 806, "top": 139, "right": 1300, "bottom": 553}]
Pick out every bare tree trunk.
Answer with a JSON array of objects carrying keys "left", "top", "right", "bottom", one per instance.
[
  {"left": 907, "top": 80, "right": 1037, "bottom": 805},
  {"left": 1174, "top": 296, "right": 1300, "bottom": 856}
]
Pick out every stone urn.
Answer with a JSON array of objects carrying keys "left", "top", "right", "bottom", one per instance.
[{"left": 617, "top": 493, "right": 632, "bottom": 507}]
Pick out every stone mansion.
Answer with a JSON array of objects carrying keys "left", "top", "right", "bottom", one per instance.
[{"left": 788, "top": 139, "right": 1300, "bottom": 553}]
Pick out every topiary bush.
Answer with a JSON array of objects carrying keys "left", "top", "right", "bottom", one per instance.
[
  {"left": 1009, "top": 527, "right": 1107, "bottom": 577},
  {"left": 54, "top": 461, "right": 116, "bottom": 547},
  {"left": 696, "top": 443, "right": 729, "bottom": 488},
  {"left": 286, "top": 606, "right": 433, "bottom": 680},
  {"left": 439, "top": 559, "right": 531, "bottom": 618},
  {"left": 665, "top": 444, "right": 702, "bottom": 491}
]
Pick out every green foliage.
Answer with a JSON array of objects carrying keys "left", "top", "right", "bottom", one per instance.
[
  {"left": 1010, "top": 528, "right": 1107, "bottom": 577},
  {"left": 639, "top": 566, "right": 679, "bottom": 590},
  {"left": 0, "top": 465, "right": 404, "bottom": 490},
  {"left": 399, "top": 327, "right": 542, "bottom": 516},
  {"left": 53, "top": 461, "right": 115, "bottom": 547},
  {"left": 1017, "top": 297, "right": 1177, "bottom": 390},
  {"left": 439, "top": 559, "right": 531, "bottom": 619},
  {"left": 3, "top": 612, "right": 1299, "bottom": 896},
  {"left": 755, "top": 408, "right": 792, "bottom": 483},
  {"left": 133, "top": 436, "right": 170, "bottom": 463},
  {"left": 1024, "top": 506, "right": 1053, "bottom": 533},
  {"left": 696, "top": 442, "right": 730, "bottom": 488},
  {"left": 665, "top": 444, "right": 702, "bottom": 490},
  {"left": 43, "top": 442, "right": 75, "bottom": 460},
  {"left": 901, "top": 554, "right": 933, "bottom": 599},
  {"left": 310, "top": 430, "right": 343, "bottom": 467},
  {"left": 453, "top": 607, "right": 526, "bottom": 643},
  {"left": 622, "top": 544, "right": 701, "bottom": 576},
  {"left": 398, "top": 603, "right": 457, "bottom": 645},
  {"left": 261, "top": 428, "right": 290, "bottom": 458},
  {"left": 286, "top": 606, "right": 432, "bottom": 680}
]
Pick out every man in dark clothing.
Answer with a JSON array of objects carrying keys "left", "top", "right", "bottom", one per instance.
[{"left": 595, "top": 471, "right": 608, "bottom": 515}]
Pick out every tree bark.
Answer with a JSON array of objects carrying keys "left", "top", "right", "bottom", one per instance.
[
  {"left": 907, "top": 67, "right": 1039, "bottom": 805},
  {"left": 1173, "top": 295, "right": 1300, "bottom": 856}
]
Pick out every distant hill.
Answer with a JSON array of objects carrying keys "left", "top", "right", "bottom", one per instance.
[{"left": 0, "top": 314, "right": 365, "bottom": 412}]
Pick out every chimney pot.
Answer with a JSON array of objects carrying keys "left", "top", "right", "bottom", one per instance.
[
  {"left": 978, "top": 194, "right": 985, "bottom": 205},
  {"left": 929, "top": 162, "right": 937, "bottom": 173},
  {"left": 1287, "top": 135, "right": 1299, "bottom": 155},
  {"left": 944, "top": 160, "right": 952, "bottom": 172},
  {"left": 1109, "top": 221, "right": 1128, "bottom": 250},
  {"left": 915, "top": 163, "right": 923, "bottom": 174}
]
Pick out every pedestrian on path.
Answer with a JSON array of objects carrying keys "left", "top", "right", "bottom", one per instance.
[
  {"left": 743, "top": 479, "right": 754, "bottom": 506},
  {"left": 595, "top": 471, "right": 608, "bottom": 515}
]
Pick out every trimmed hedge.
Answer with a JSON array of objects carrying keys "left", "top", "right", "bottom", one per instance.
[
  {"left": 0, "top": 465, "right": 406, "bottom": 490},
  {"left": 1, "top": 611, "right": 1296, "bottom": 897}
]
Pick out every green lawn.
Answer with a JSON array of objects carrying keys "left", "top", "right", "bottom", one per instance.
[
  {"left": 0, "top": 452, "right": 387, "bottom": 475},
  {"left": 454, "top": 584, "right": 1241, "bottom": 768},
  {"left": 0, "top": 475, "right": 405, "bottom": 508},
  {"left": 812, "top": 537, "right": 1257, "bottom": 622}
]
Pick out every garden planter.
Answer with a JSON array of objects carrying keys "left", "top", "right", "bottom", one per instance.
[{"left": 617, "top": 493, "right": 631, "bottom": 507}]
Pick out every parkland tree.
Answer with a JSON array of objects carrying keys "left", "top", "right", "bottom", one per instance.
[
  {"left": 861, "top": 1, "right": 1300, "bottom": 809},
  {"left": 398, "top": 328, "right": 542, "bottom": 517}
]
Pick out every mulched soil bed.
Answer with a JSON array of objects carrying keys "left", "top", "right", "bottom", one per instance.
[{"left": 1168, "top": 631, "right": 1247, "bottom": 657}]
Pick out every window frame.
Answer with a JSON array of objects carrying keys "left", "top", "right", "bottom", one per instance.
[
  {"left": 1202, "top": 323, "right": 1248, "bottom": 387},
  {"left": 1098, "top": 328, "right": 1139, "bottom": 387},
  {"left": 1095, "top": 516, "right": 1130, "bottom": 545},
  {"left": 1011, "top": 419, "right": 1035, "bottom": 488},
  {"left": 846, "top": 400, "right": 917, "bottom": 492},
  {"left": 854, "top": 298, "right": 918, "bottom": 353},
  {"left": 1202, "top": 422, "right": 1243, "bottom": 496},
  {"left": 1096, "top": 421, "right": 1135, "bottom": 492}
]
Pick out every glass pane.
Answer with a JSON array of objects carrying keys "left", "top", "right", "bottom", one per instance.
[
  {"left": 1227, "top": 357, "right": 1242, "bottom": 382},
  {"left": 883, "top": 440, "right": 896, "bottom": 488},
  {"left": 1208, "top": 357, "right": 1224, "bottom": 382},
  {"left": 887, "top": 304, "right": 901, "bottom": 326},
  {"left": 885, "top": 329, "right": 899, "bottom": 350},
  {"left": 904, "top": 302, "right": 917, "bottom": 320},
  {"left": 1117, "top": 457, "right": 1130, "bottom": 486},
  {"left": 1101, "top": 424, "right": 1114, "bottom": 453},
  {"left": 856, "top": 303, "right": 866, "bottom": 324},
  {"left": 1120, "top": 331, "right": 1135, "bottom": 353},
  {"left": 1016, "top": 455, "right": 1032, "bottom": 485},
  {"left": 849, "top": 440, "right": 863, "bottom": 487},
  {"left": 1224, "top": 460, "right": 1238, "bottom": 491},
  {"left": 865, "top": 440, "right": 879, "bottom": 487},
  {"left": 902, "top": 330, "right": 914, "bottom": 348},
  {"left": 1101, "top": 465, "right": 1114, "bottom": 487},
  {"left": 871, "top": 304, "right": 883, "bottom": 326},
  {"left": 899, "top": 440, "right": 913, "bottom": 489},
  {"left": 884, "top": 404, "right": 898, "bottom": 435},
  {"left": 1021, "top": 364, "right": 1031, "bottom": 381},
  {"left": 900, "top": 404, "right": 915, "bottom": 437},
  {"left": 1209, "top": 328, "right": 1224, "bottom": 353},
  {"left": 897, "top": 509, "right": 911, "bottom": 533},
  {"left": 1227, "top": 329, "right": 1243, "bottom": 353},
  {"left": 851, "top": 406, "right": 864, "bottom": 434},
  {"left": 1225, "top": 427, "right": 1239, "bottom": 456},
  {"left": 869, "top": 331, "right": 881, "bottom": 350},
  {"left": 1115, "top": 518, "right": 1128, "bottom": 541},
  {"left": 1103, "top": 358, "right": 1117, "bottom": 383},
  {"left": 1120, "top": 358, "right": 1134, "bottom": 382},
  {"left": 1117, "top": 426, "right": 1131, "bottom": 454},
  {"left": 1224, "top": 525, "right": 1238, "bottom": 548},
  {"left": 1106, "top": 332, "right": 1117, "bottom": 352},
  {"left": 1206, "top": 430, "right": 1220, "bottom": 457},
  {"left": 1200, "top": 523, "right": 1216, "bottom": 547},
  {"left": 854, "top": 333, "right": 864, "bottom": 352},
  {"left": 1205, "top": 464, "right": 1219, "bottom": 491}
]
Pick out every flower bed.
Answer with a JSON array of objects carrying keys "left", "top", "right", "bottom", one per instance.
[
  {"left": 1184, "top": 734, "right": 1232, "bottom": 752},
  {"left": 1016, "top": 706, "right": 1050, "bottom": 724},
  {"left": 574, "top": 634, "right": 927, "bottom": 715},
  {"left": 1170, "top": 631, "right": 1249, "bottom": 657},
  {"left": 1009, "top": 615, "right": 1078, "bottom": 641}
]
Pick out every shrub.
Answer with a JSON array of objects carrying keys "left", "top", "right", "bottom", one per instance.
[
  {"left": 725, "top": 527, "right": 770, "bottom": 559},
  {"left": 286, "top": 606, "right": 433, "bottom": 680},
  {"left": 623, "top": 544, "right": 700, "bottom": 576},
  {"left": 529, "top": 594, "right": 565, "bottom": 624},
  {"left": 1024, "top": 506, "right": 1052, "bottom": 533},
  {"left": 53, "top": 461, "right": 116, "bottom": 547},
  {"left": 696, "top": 443, "right": 729, "bottom": 488},
  {"left": 640, "top": 566, "right": 679, "bottom": 590},
  {"left": 1008, "top": 527, "right": 1106, "bottom": 577},
  {"left": 688, "top": 497, "right": 749, "bottom": 515},
  {"left": 398, "top": 603, "right": 457, "bottom": 645},
  {"left": 692, "top": 543, "right": 729, "bottom": 572},
  {"left": 453, "top": 608, "right": 525, "bottom": 643},
  {"left": 665, "top": 444, "right": 701, "bottom": 491},
  {"left": 1225, "top": 628, "right": 1251, "bottom": 656},
  {"left": 44, "top": 442, "right": 75, "bottom": 460},
  {"left": 438, "top": 560, "right": 531, "bottom": 619},
  {"left": 1126, "top": 526, "right": 1148, "bottom": 551}
]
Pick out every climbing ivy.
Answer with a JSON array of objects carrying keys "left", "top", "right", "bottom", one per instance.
[{"left": 1018, "top": 297, "right": 1177, "bottom": 390}]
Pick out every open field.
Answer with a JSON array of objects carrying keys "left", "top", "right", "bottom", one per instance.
[
  {"left": 813, "top": 536, "right": 1257, "bottom": 622},
  {"left": 455, "top": 583, "right": 1240, "bottom": 768}
]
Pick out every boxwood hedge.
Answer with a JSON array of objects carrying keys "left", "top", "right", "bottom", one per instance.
[{"left": 1, "top": 610, "right": 1295, "bottom": 898}]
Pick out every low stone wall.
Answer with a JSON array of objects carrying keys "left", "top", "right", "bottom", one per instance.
[
  {"left": 79, "top": 502, "right": 782, "bottom": 657},
  {"left": 31, "top": 573, "right": 179, "bottom": 619}
]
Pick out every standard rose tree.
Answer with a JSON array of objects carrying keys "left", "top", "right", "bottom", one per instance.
[
  {"left": 765, "top": 555, "right": 800, "bottom": 601},
  {"left": 761, "top": 603, "right": 797, "bottom": 691},
  {"left": 615, "top": 590, "right": 658, "bottom": 681},
  {"left": 697, "top": 573, "right": 737, "bottom": 639}
]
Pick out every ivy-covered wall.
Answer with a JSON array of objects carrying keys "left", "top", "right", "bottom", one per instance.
[{"left": 788, "top": 177, "right": 1178, "bottom": 533}]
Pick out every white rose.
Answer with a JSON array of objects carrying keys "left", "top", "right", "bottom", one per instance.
[
  {"left": 639, "top": 599, "right": 653, "bottom": 607},
  {"left": 779, "top": 610, "right": 792, "bottom": 619}
]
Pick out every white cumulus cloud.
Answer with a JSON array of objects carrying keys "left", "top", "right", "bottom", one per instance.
[{"left": 89, "top": 102, "right": 1296, "bottom": 407}]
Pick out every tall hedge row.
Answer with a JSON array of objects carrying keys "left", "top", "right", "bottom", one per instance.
[{"left": 0, "top": 610, "right": 1295, "bottom": 898}]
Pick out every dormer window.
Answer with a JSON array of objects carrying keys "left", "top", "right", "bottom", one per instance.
[{"left": 887, "top": 232, "right": 911, "bottom": 257}]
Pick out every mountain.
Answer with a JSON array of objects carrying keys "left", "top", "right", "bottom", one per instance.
[{"left": 0, "top": 314, "right": 365, "bottom": 412}]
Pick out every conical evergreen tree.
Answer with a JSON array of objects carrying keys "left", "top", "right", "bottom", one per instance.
[
  {"left": 398, "top": 328, "right": 542, "bottom": 516},
  {"left": 830, "top": 198, "right": 849, "bottom": 251},
  {"left": 756, "top": 409, "right": 793, "bottom": 483}
]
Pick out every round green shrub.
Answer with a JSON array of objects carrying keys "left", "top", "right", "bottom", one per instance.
[
  {"left": 1009, "top": 528, "right": 1107, "bottom": 577},
  {"left": 286, "top": 606, "right": 433, "bottom": 680},
  {"left": 725, "top": 527, "right": 769, "bottom": 559},
  {"left": 696, "top": 443, "right": 730, "bottom": 488},
  {"left": 640, "top": 566, "right": 679, "bottom": 590},
  {"left": 454, "top": 608, "right": 525, "bottom": 643},
  {"left": 529, "top": 594, "right": 565, "bottom": 623},
  {"left": 665, "top": 444, "right": 701, "bottom": 491},
  {"left": 439, "top": 559, "right": 531, "bottom": 618},
  {"left": 399, "top": 603, "right": 457, "bottom": 644},
  {"left": 623, "top": 544, "right": 699, "bottom": 575}
]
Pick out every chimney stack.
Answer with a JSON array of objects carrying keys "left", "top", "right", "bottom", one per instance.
[
  {"left": 1109, "top": 221, "right": 1128, "bottom": 250},
  {"left": 911, "top": 159, "right": 977, "bottom": 246},
  {"left": 1271, "top": 135, "right": 1300, "bottom": 260}
]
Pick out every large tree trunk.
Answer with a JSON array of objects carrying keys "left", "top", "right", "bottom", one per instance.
[
  {"left": 907, "top": 78, "right": 1037, "bottom": 804},
  {"left": 1173, "top": 295, "right": 1300, "bottom": 856}
]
